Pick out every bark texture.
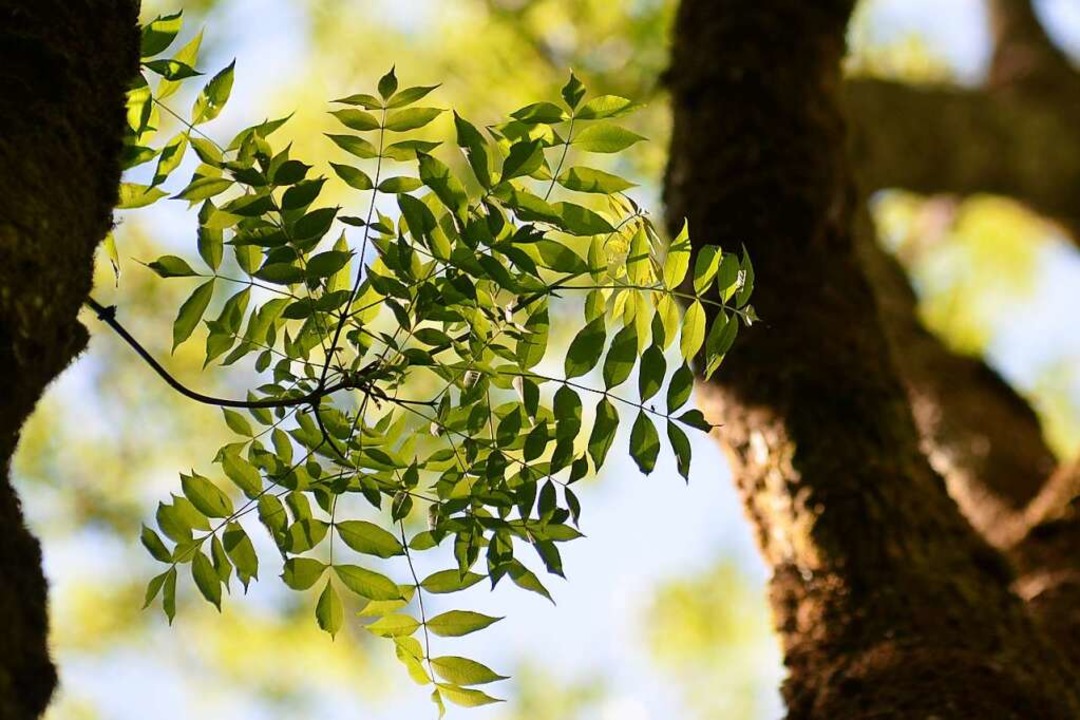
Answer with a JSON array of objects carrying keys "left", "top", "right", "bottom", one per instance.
[
  {"left": 0, "top": 2, "right": 140, "bottom": 717},
  {"left": 665, "top": 1, "right": 1080, "bottom": 716}
]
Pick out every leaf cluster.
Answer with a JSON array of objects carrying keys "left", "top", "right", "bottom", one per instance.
[{"left": 119, "top": 14, "right": 755, "bottom": 714}]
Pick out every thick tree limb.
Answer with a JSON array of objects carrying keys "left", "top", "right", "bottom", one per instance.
[
  {"left": 846, "top": 78, "right": 1080, "bottom": 237},
  {"left": 854, "top": 209, "right": 1057, "bottom": 546},
  {"left": 666, "top": 0, "right": 1080, "bottom": 715},
  {"left": 0, "top": 2, "right": 139, "bottom": 717}
]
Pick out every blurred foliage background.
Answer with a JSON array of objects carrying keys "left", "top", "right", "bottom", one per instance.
[{"left": 15, "top": 0, "right": 1079, "bottom": 718}]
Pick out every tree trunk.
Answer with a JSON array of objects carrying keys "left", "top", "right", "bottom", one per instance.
[
  {"left": 0, "top": 2, "right": 139, "bottom": 717},
  {"left": 664, "top": 1, "right": 1080, "bottom": 716}
]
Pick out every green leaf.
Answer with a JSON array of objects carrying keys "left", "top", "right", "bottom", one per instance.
[
  {"left": 704, "top": 310, "right": 738, "bottom": 379},
  {"left": 553, "top": 386, "right": 582, "bottom": 442},
  {"left": 377, "top": 176, "right": 423, "bottom": 193},
  {"left": 141, "top": 525, "right": 172, "bottom": 563},
  {"left": 222, "top": 523, "right": 258, "bottom": 589},
  {"left": 330, "top": 108, "right": 380, "bottom": 131},
  {"left": 254, "top": 262, "right": 305, "bottom": 285},
  {"left": 118, "top": 183, "right": 168, "bottom": 209},
  {"left": 395, "top": 636, "right": 431, "bottom": 684},
  {"left": 282, "top": 557, "right": 326, "bottom": 590},
  {"left": 286, "top": 519, "right": 329, "bottom": 553},
  {"left": 192, "top": 60, "right": 235, "bottom": 124},
  {"left": 420, "top": 569, "right": 485, "bottom": 594},
  {"left": 143, "top": 570, "right": 170, "bottom": 609},
  {"left": 172, "top": 279, "right": 214, "bottom": 349},
  {"left": 281, "top": 178, "right": 325, "bottom": 210},
  {"left": 663, "top": 219, "right": 691, "bottom": 288},
  {"left": 141, "top": 11, "right": 183, "bottom": 58},
  {"left": 384, "top": 107, "right": 443, "bottom": 132},
  {"left": 656, "top": 294, "right": 680, "bottom": 351},
  {"left": 736, "top": 247, "right": 755, "bottom": 307},
  {"left": 587, "top": 397, "right": 619, "bottom": 468},
  {"left": 192, "top": 550, "right": 222, "bottom": 610},
  {"left": 454, "top": 112, "right": 491, "bottom": 188},
  {"left": 316, "top": 580, "right": 344, "bottom": 638},
  {"left": 366, "top": 613, "right": 420, "bottom": 637},
  {"left": 602, "top": 323, "right": 637, "bottom": 389},
  {"left": 501, "top": 140, "right": 544, "bottom": 181},
  {"left": 561, "top": 72, "right": 586, "bottom": 109},
  {"left": 517, "top": 306, "right": 549, "bottom": 370},
  {"left": 181, "top": 473, "right": 233, "bottom": 518},
  {"left": 330, "top": 162, "right": 374, "bottom": 190},
  {"left": 306, "top": 250, "right": 352, "bottom": 279},
  {"left": 511, "top": 102, "right": 567, "bottom": 124},
  {"left": 627, "top": 224, "right": 652, "bottom": 285},
  {"left": 629, "top": 411, "right": 660, "bottom": 475},
  {"left": 667, "top": 363, "right": 694, "bottom": 412},
  {"left": 437, "top": 684, "right": 503, "bottom": 708},
  {"left": 174, "top": 176, "right": 232, "bottom": 202},
  {"left": 190, "top": 138, "right": 223, "bottom": 167},
  {"left": 506, "top": 560, "right": 553, "bottom": 603},
  {"left": 717, "top": 252, "right": 740, "bottom": 302},
  {"left": 418, "top": 153, "right": 468, "bottom": 216},
  {"left": 667, "top": 421, "right": 692, "bottom": 482},
  {"left": 398, "top": 193, "right": 437, "bottom": 238},
  {"left": 211, "top": 533, "right": 232, "bottom": 586},
  {"left": 427, "top": 610, "right": 502, "bottom": 638},
  {"left": 576, "top": 95, "right": 638, "bottom": 119},
  {"left": 162, "top": 566, "right": 178, "bottom": 622},
  {"left": 378, "top": 67, "right": 399, "bottom": 99},
  {"left": 197, "top": 225, "right": 223, "bottom": 271},
  {"left": 638, "top": 344, "right": 666, "bottom": 402},
  {"left": 554, "top": 202, "right": 614, "bottom": 236},
  {"left": 337, "top": 520, "right": 404, "bottom": 558},
  {"left": 693, "top": 246, "right": 721, "bottom": 294},
  {"left": 556, "top": 166, "right": 635, "bottom": 194},
  {"left": 335, "top": 565, "right": 401, "bottom": 600},
  {"left": 383, "top": 139, "right": 442, "bottom": 161},
  {"left": 327, "top": 134, "right": 380, "bottom": 159},
  {"left": 564, "top": 316, "right": 605, "bottom": 379},
  {"left": 334, "top": 92, "right": 382, "bottom": 109},
  {"left": 152, "top": 133, "right": 188, "bottom": 186},
  {"left": 572, "top": 123, "right": 646, "bottom": 153},
  {"left": 534, "top": 238, "right": 587, "bottom": 273},
  {"left": 680, "top": 300, "right": 706, "bottom": 361},
  {"left": 222, "top": 408, "right": 253, "bottom": 436},
  {"left": 431, "top": 657, "right": 508, "bottom": 686},
  {"left": 156, "top": 30, "right": 202, "bottom": 100},
  {"left": 144, "top": 58, "right": 202, "bottom": 81},
  {"left": 677, "top": 408, "right": 713, "bottom": 433},
  {"left": 388, "top": 84, "right": 440, "bottom": 108}
]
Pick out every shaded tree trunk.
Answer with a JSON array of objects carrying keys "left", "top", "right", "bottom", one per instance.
[
  {"left": 665, "top": 1, "right": 1080, "bottom": 716},
  {"left": 0, "top": 1, "right": 140, "bottom": 717}
]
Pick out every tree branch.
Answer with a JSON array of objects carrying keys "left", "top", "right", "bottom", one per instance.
[
  {"left": 845, "top": 77, "right": 1080, "bottom": 238},
  {"left": 854, "top": 208, "right": 1058, "bottom": 546}
]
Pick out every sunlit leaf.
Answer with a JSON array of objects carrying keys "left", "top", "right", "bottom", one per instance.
[
  {"left": 572, "top": 123, "right": 646, "bottom": 153},
  {"left": 431, "top": 657, "right": 508, "bottom": 686},
  {"left": 316, "top": 581, "right": 344, "bottom": 638},
  {"left": 427, "top": 610, "right": 502, "bottom": 637},
  {"left": 337, "top": 520, "right": 405, "bottom": 558}
]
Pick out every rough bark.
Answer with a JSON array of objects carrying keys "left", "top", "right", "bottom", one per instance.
[
  {"left": 853, "top": 209, "right": 1057, "bottom": 546},
  {"left": 665, "top": 1, "right": 1080, "bottom": 716},
  {"left": 0, "top": 2, "right": 140, "bottom": 717}
]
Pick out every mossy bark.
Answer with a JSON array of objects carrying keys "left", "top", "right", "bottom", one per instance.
[
  {"left": 665, "top": 1, "right": 1080, "bottom": 716},
  {"left": 0, "top": 2, "right": 140, "bottom": 717}
]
